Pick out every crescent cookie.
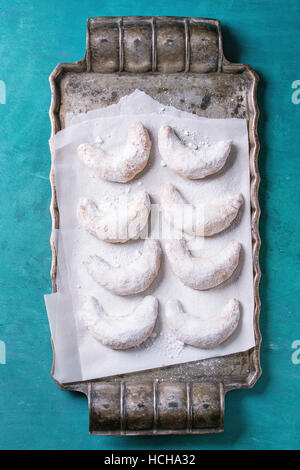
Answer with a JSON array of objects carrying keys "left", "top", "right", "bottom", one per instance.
[
  {"left": 77, "top": 121, "right": 151, "bottom": 183},
  {"left": 77, "top": 190, "right": 151, "bottom": 243},
  {"left": 166, "top": 298, "right": 240, "bottom": 348},
  {"left": 80, "top": 295, "right": 159, "bottom": 350},
  {"left": 160, "top": 183, "right": 243, "bottom": 237},
  {"left": 85, "top": 239, "right": 162, "bottom": 295},
  {"left": 165, "top": 239, "right": 241, "bottom": 290},
  {"left": 158, "top": 125, "right": 232, "bottom": 179}
]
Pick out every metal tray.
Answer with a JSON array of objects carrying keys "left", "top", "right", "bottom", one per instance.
[{"left": 49, "top": 16, "right": 261, "bottom": 435}]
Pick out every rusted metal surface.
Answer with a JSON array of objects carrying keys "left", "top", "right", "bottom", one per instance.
[{"left": 49, "top": 16, "right": 261, "bottom": 435}]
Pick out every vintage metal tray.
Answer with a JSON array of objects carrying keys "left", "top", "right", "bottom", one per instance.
[{"left": 49, "top": 16, "right": 261, "bottom": 435}]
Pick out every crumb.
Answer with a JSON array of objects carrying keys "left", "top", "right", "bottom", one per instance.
[
  {"left": 160, "top": 160, "right": 166, "bottom": 167},
  {"left": 188, "top": 142, "right": 198, "bottom": 150}
]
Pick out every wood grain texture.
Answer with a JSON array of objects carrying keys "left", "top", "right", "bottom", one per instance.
[{"left": 0, "top": 0, "right": 299, "bottom": 450}]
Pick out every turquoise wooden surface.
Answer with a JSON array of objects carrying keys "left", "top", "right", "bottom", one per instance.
[{"left": 0, "top": 0, "right": 299, "bottom": 450}]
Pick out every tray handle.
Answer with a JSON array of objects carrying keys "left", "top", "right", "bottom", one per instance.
[
  {"left": 89, "top": 380, "right": 224, "bottom": 435},
  {"left": 86, "top": 17, "right": 222, "bottom": 74}
]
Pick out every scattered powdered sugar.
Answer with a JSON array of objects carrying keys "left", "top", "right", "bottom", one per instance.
[
  {"left": 179, "top": 127, "right": 210, "bottom": 148},
  {"left": 152, "top": 330, "right": 185, "bottom": 359}
]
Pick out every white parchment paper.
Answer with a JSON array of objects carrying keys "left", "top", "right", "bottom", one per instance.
[{"left": 45, "top": 90, "right": 255, "bottom": 384}]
